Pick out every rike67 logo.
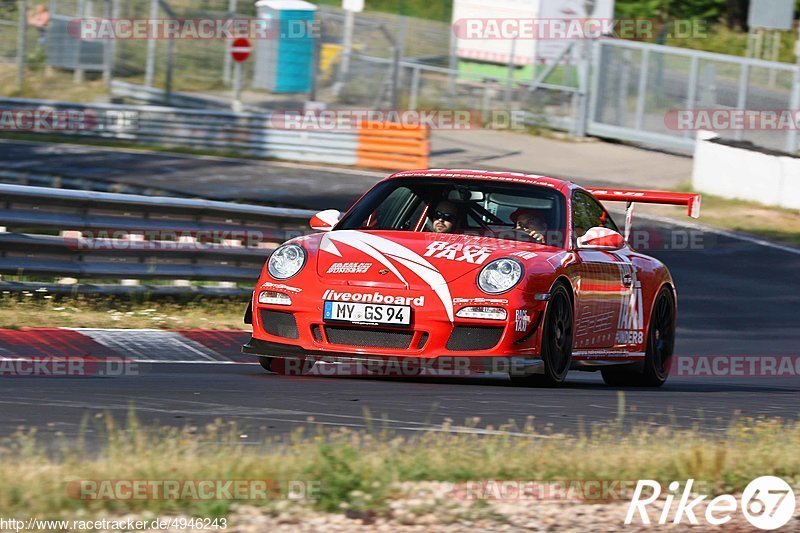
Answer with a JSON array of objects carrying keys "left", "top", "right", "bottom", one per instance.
[{"left": 626, "top": 476, "right": 796, "bottom": 530}]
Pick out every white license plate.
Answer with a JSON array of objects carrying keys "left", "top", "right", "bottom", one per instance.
[{"left": 323, "top": 301, "right": 411, "bottom": 326}]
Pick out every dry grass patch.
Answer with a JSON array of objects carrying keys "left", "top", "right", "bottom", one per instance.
[
  {"left": 0, "top": 413, "right": 798, "bottom": 520},
  {"left": 0, "top": 63, "right": 109, "bottom": 101},
  {"left": 0, "top": 293, "right": 247, "bottom": 330},
  {"left": 640, "top": 184, "right": 800, "bottom": 247}
]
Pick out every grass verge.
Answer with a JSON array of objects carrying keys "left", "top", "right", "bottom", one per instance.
[
  {"left": 0, "top": 293, "right": 247, "bottom": 330},
  {"left": 0, "top": 64, "right": 109, "bottom": 102},
  {"left": 647, "top": 183, "right": 800, "bottom": 248},
  {"left": 0, "top": 412, "right": 798, "bottom": 519}
]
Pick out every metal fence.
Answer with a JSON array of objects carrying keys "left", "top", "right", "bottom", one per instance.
[
  {"left": 588, "top": 39, "right": 800, "bottom": 154},
  {"left": 0, "top": 96, "right": 430, "bottom": 168},
  {"left": 0, "top": 182, "right": 315, "bottom": 291}
]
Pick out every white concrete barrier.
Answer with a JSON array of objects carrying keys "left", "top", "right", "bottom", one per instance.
[{"left": 692, "top": 130, "right": 800, "bottom": 211}]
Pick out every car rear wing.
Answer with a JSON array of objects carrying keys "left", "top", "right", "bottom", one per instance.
[{"left": 585, "top": 188, "right": 702, "bottom": 242}]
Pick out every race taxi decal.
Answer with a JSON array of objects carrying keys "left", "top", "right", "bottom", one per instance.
[
  {"left": 326, "top": 262, "right": 372, "bottom": 274},
  {"left": 616, "top": 278, "right": 644, "bottom": 345},
  {"left": 424, "top": 241, "right": 493, "bottom": 264},
  {"left": 515, "top": 309, "right": 531, "bottom": 332},
  {"left": 319, "top": 231, "right": 454, "bottom": 322}
]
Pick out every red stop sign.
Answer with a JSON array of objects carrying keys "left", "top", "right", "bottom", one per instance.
[{"left": 231, "top": 38, "right": 252, "bottom": 63}]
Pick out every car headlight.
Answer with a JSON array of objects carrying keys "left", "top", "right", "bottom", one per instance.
[
  {"left": 477, "top": 258, "right": 523, "bottom": 294},
  {"left": 267, "top": 244, "right": 306, "bottom": 280}
]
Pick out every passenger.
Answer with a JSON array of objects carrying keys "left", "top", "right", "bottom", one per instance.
[{"left": 511, "top": 208, "right": 548, "bottom": 244}]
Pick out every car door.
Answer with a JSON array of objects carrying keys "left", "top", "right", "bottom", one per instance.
[{"left": 571, "top": 190, "right": 634, "bottom": 350}]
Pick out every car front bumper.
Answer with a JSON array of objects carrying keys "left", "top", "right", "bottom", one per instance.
[{"left": 242, "top": 337, "right": 544, "bottom": 375}]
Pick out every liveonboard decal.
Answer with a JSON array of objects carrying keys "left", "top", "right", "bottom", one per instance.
[
  {"left": 321, "top": 290, "right": 424, "bottom": 307},
  {"left": 319, "top": 231, "right": 454, "bottom": 321}
]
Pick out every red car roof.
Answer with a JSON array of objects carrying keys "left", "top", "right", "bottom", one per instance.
[{"left": 389, "top": 169, "right": 571, "bottom": 192}]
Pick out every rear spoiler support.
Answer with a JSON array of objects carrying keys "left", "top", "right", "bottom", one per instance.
[
  {"left": 624, "top": 201, "right": 634, "bottom": 243},
  {"left": 586, "top": 188, "right": 702, "bottom": 243}
]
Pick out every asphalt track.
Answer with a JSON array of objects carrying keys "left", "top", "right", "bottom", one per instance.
[
  {"left": 1, "top": 141, "right": 799, "bottom": 441},
  {"left": 2, "top": 207, "right": 799, "bottom": 442},
  {"left": 0, "top": 139, "right": 383, "bottom": 210}
]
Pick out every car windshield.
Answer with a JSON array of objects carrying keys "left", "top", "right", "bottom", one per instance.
[{"left": 336, "top": 177, "right": 567, "bottom": 247}]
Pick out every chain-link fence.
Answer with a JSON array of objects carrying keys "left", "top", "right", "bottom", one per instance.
[
  {"left": 1, "top": 2, "right": 39, "bottom": 68},
  {"left": 3, "top": 0, "right": 576, "bottom": 114},
  {"left": 115, "top": 0, "right": 259, "bottom": 92},
  {"left": 2, "top": 0, "right": 261, "bottom": 91},
  {"left": 3, "top": 1, "right": 800, "bottom": 154},
  {"left": 0, "top": 18, "right": 19, "bottom": 64},
  {"left": 314, "top": 5, "right": 452, "bottom": 107},
  {"left": 54, "top": 0, "right": 259, "bottom": 91}
]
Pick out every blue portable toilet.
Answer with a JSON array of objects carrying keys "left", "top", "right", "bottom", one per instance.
[{"left": 253, "top": 0, "right": 317, "bottom": 93}]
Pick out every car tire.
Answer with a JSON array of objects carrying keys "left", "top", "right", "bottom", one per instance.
[
  {"left": 509, "top": 283, "right": 573, "bottom": 387},
  {"left": 258, "top": 356, "right": 314, "bottom": 376},
  {"left": 601, "top": 286, "right": 675, "bottom": 387}
]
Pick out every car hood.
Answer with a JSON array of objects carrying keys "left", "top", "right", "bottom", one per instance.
[{"left": 301, "top": 229, "right": 559, "bottom": 287}]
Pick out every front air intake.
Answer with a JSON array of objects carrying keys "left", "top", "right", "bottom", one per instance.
[
  {"left": 260, "top": 310, "right": 299, "bottom": 339},
  {"left": 324, "top": 326, "right": 413, "bottom": 349},
  {"left": 446, "top": 326, "right": 503, "bottom": 351}
]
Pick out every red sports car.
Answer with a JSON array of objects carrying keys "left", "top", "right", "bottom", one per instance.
[{"left": 242, "top": 169, "right": 701, "bottom": 387}]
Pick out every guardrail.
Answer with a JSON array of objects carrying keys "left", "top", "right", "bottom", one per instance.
[
  {"left": 110, "top": 80, "right": 245, "bottom": 111},
  {"left": 0, "top": 97, "right": 430, "bottom": 170},
  {"left": 0, "top": 184, "right": 317, "bottom": 290}
]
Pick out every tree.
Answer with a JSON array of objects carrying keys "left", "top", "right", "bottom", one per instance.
[
  {"left": 614, "top": 0, "right": 748, "bottom": 28},
  {"left": 722, "top": 0, "right": 749, "bottom": 30},
  {"left": 0, "top": 0, "right": 17, "bottom": 19}
]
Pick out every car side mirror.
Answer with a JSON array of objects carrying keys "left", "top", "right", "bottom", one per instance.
[
  {"left": 310, "top": 209, "right": 341, "bottom": 232},
  {"left": 577, "top": 227, "right": 625, "bottom": 251}
]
